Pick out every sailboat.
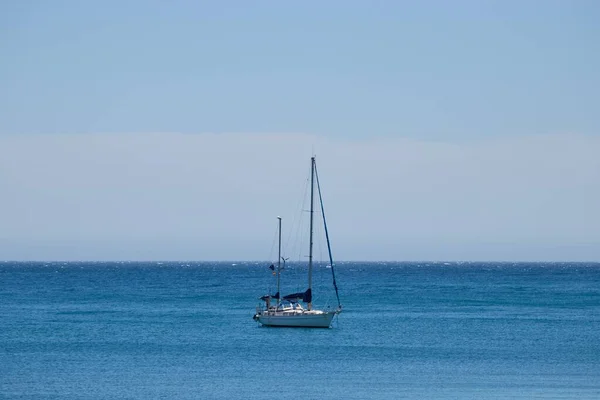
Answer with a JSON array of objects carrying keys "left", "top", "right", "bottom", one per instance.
[{"left": 253, "top": 156, "right": 342, "bottom": 328}]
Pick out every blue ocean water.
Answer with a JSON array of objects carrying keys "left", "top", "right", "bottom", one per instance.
[{"left": 1, "top": 261, "right": 599, "bottom": 399}]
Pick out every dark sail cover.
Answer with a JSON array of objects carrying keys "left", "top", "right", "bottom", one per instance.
[
  {"left": 283, "top": 288, "right": 312, "bottom": 303},
  {"left": 260, "top": 291, "right": 279, "bottom": 301}
]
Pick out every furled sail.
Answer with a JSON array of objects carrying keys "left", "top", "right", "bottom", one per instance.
[
  {"left": 283, "top": 288, "right": 312, "bottom": 303},
  {"left": 260, "top": 291, "right": 280, "bottom": 301}
]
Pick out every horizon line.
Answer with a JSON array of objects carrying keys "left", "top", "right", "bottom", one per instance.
[{"left": 1, "top": 260, "right": 599, "bottom": 264}]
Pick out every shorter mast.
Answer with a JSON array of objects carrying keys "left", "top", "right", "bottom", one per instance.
[{"left": 277, "top": 216, "right": 282, "bottom": 304}]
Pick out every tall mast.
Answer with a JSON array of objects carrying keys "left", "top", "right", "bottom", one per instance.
[
  {"left": 277, "top": 216, "right": 282, "bottom": 304},
  {"left": 308, "top": 156, "right": 315, "bottom": 310}
]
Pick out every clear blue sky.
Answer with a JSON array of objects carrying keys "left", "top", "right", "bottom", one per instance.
[
  {"left": 2, "top": 0, "right": 598, "bottom": 138},
  {"left": 0, "top": 1, "right": 599, "bottom": 261}
]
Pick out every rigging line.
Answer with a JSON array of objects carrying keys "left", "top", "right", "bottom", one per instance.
[
  {"left": 317, "top": 206, "right": 325, "bottom": 263},
  {"left": 294, "top": 212, "right": 305, "bottom": 263},
  {"left": 286, "top": 175, "right": 310, "bottom": 263},
  {"left": 314, "top": 162, "right": 341, "bottom": 308}
]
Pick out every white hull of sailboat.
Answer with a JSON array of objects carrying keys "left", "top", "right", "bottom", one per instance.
[{"left": 256, "top": 310, "right": 338, "bottom": 328}]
